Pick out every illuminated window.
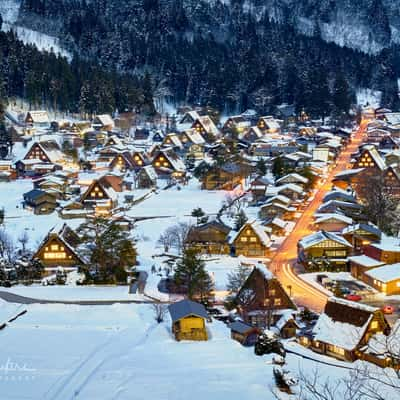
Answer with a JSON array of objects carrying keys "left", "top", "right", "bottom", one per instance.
[
  {"left": 371, "top": 321, "right": 378, "bottom": 330},
  {"left": 44, "top": 252, "right": 66, "bottom": 259},
  {"left": 269, "top": 289, "right": 276, "bottom": 296},
  {"left": 95, "top": 187, "right": 99, "bottom": 192},
  {"left": 250, "top": 237, "right": 257, "bottom": 242},
  {"left": 163, "top": 162, "right": 169, "bottom": 167},
  {"left": 155, "top": 162, "right": 160, "bottom": 167},
  {"left": 159, "top": 156, "right": 164, "bottom": 161},
  {"left": 240, "top": 237, "right": 248, "bottom": 242},
  {"left": 98, "top": 192, "right": 103, "bottom": 197},
  {"left": 274, "top": 298, "right": 281, "bottom": 306},
  {"left": 246, "top": 230, "right": 251, "bottom": 235},
  {"left": 51, "top": 244, "right": 59, "bottom": 251},
  {"left": 91, "top": 192, "right": 96, "bottom": 197}
]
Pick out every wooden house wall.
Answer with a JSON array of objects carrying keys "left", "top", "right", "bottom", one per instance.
[
  {"left": 36, "top": 236, "right": 80, "bottom": 267},
  {"left": 233, "top": 225, "right": 268, "bottom": 257}
]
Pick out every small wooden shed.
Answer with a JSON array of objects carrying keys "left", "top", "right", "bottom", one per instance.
[
  {"left": 168, "top": 300, "right": 209, "bottom": 341},
  {"left": 229, "top": 321, "right": 260, "bottom": 346}
]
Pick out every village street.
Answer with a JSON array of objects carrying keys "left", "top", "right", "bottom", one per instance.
[{"left": 270, "top": 120, "right": 368, "bottom": 312}]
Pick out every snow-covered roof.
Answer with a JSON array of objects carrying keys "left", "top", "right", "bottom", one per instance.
[
  {"left": 94, "top": 114, "right": 114, "bottom": 127},
  {"left": 348, "top": 255, "right": 385, "bottom": 268},
  {"left": 314, "top": 213, "right": 353, "bottom": 225},
  {"left": 299, "top": 231, "right": 352, "bottom": 249},
  {"left": 313, "top": 297, "right": 377, "bottom": 351},
  {"left": 230, "top": 221, "right": 271, "bottom": 247},
  {"left": 277, "top": 183, "right": 304, "bottom": 194},
  {"left": 365, "top": 263, "right": 400, "bottom": 283},
  {"left": 183, "top": 129, "right": 205, "bottom": 145},
  {"left": 27, "top": 110, "right": 50, "bottom": 124},
  {"left": 276, "top": 173, "right": 308, "bottom": 185},
  {"left": 168, "top": 299, "right": 208, "bottom": 322},
  {"left": 334, "top": 168, "right": 365, "bottom": 178}
]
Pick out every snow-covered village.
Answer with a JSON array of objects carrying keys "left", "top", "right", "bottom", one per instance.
[{"left": 2, "top": 1, "right": 400, "bottom": 399}]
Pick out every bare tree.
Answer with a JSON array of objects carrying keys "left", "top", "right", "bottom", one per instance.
[
  {"left": 161, "top": 222, "right": 192, "bottom": 253},
  {"left": 357, "top": 172, "right": 399, "bottom": 235},
  {"left": 152, "top": 303, "right": 168, "bottom": 323},
  {"left": 227, "top": 264, "right": 250, "bottom": 294},
  {"left": 18, "top": 231, "right": 29, "bottom": 253},
  {"left": 0, "top": 229, "right": 14, "bottom": 263},
  {"left": 157, "top": 232, "right": 174, "bottom": 253}
]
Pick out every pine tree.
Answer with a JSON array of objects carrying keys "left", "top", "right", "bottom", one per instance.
[
  {"left": 333, "top": 72, "right": 352, "bottom": 114},
  {"left": 174, "top": 247, "right": 213, "bottom": 301}
]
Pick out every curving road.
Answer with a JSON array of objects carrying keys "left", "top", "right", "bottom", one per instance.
[{"left": 270, "top": 120, "right": 367, "bottom": 312}]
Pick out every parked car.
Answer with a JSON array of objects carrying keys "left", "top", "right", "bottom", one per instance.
[
  {"left": 382, "top": 305, "right": 394, "bottom": 314},
  {"left": 346, "top": 294, "right": 362, "bottom": 302}
]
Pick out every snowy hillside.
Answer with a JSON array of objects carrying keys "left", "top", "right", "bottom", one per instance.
[
  {"left": 0, "top": 0, "right": 20, "bottom": 24},
  {"left": 2, "top": 23, "right": 71, "bottom": 59}
]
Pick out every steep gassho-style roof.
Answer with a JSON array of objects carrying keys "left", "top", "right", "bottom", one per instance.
[
  {"left": 168, "top": 300, "right": 208, "bottom": 323},
  {"left": 230, "top": 221, "right": 271, "bottom": 247},
  {"left": 26, "top": 110, "right": 50, "bottom": 124},
  {"left": 312, "top": 297, "right": 378, "bottom": 351}
]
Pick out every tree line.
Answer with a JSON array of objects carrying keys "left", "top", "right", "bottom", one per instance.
[
  {"left": 0, "top": 18, "right": 155, "bottom": 115},
  {"left": 17, "top": 0, "right": 400, "bottom": 116}
]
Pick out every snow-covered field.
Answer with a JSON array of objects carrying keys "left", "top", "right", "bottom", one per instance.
[
  {"left": 0, "top": 285, "right": 146, "bottom": 302},
  {"left": 0, "top": 180, "right": 83, "bottom": 248},
  {"left": 0, "top": 301, "right": 387, "bottom": 400}
]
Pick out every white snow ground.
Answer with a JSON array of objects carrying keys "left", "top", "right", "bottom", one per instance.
[{"left": 0, "top": 302, "right": 397, "bottom": 400}]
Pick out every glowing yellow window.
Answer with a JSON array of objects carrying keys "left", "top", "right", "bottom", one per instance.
[
  {"left": 91, "top": 192, "right": 96, "bottom": 197},
  {"left": 250, "top": 237, "right": 257, "bottom": 242},
  {"left": 159, "top": 156, "right": 164, "bottom": 161},
  {"left": 155, "top": 162, "right": 160, "bottom": 167},
  {"left": 98, "top": 192, "right": 103, "bottom": 197},
  {"left": 163, "top": 162, "right": 168, "bottom": 167},
  {"left": 240, "top": 237, "right": 248, "bottom": 242},
  {"left": 95, "top": 187, "right": 99, "bottom": 192},
  {"left": 370, "top": 321, "right": 378, "bottom": 330},
  {"left": 51, "top": 244, "right": 59, "bottom": 251},
  {"left": 274, "top": 298, "right": 281, "bottom": 306},
  {"left": 246, "top": 230, "right": 251, "bottom": 235}
]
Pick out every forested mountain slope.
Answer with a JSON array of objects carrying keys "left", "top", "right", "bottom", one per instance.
[{"left": 2, "top": 0, "right": 400, "bottom": 114}]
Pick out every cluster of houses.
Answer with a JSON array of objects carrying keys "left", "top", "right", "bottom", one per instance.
[
  {"left": 168, "top": 263, "right": 399, "bottom": 370},
  {"left": 4, "top": 106, "right": 400, "bottom": 370}
]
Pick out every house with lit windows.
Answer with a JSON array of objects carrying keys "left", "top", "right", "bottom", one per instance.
[
  {"left": 109, "top": 152, "right": 135, "bottom": 171},
  {"left": 25, "top": 110, "right": 50, "bottom": 128},
  {"left": 80, "top": 178, "right": 118, "bottom": 214},
  {"left": 151, "top": 149, "right": 186, "bottom": 180},
  {"left": 191, "top": 116, "right": 219, "bottom": 142},
  {"left": 33, "top": 223, "right": 85, "bottom": 269},
  {"left": 235, "top": 265, "right": 296, "bottom": 328},
  {"left": 23, "top": 189, "right": 58, "bottom": 214},
  {"left": 23, "top": 141, "right": 64, "bottom": 165},
  {"left": 230, "top": 221, "right": 271, "bottom": 257},
  {"left": 298, "top": 297, "right": 390, "bottom": 362},
  {"left": 298, "top": 230, "right": 353, "bottom": 269},
  {"left": 257, "top": 116, "right": 281, "bottom": 134}
]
